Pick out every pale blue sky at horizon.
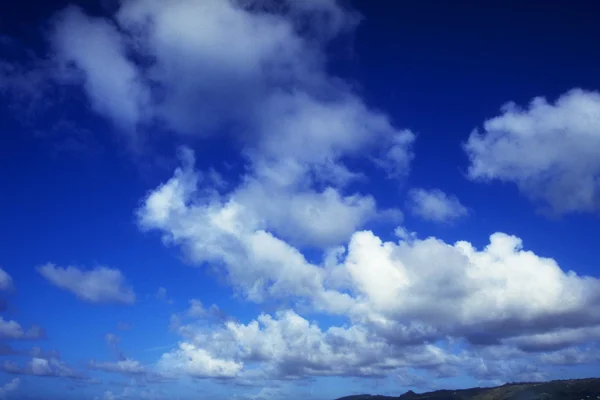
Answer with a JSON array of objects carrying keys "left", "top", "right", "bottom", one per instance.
[{"left": 1, "top": 0, "right": 600, "bottom": 399}]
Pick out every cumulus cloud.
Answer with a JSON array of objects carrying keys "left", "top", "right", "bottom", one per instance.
[
  {"left": 407, "top": 188, "right": 469, "bottom": 223},
  {"left": 0, "top": 317, "right": 45, "bottom": 340},
  {"left": 162, "top": 309, "right": 458, "bottom": 380},
  {"left": 141, "top": 157, "right": 600, "bottom": 380},
  {"left": 140, "top": 153, "right": 600, "bottom": 346},
  {"left": 465, "top": 88, "right": 600, "bottom": 215},
  {"left": 38, "top": 263, "right": 135, "bottom": 304},
  {"left": 342, "top": 231, "right": 600, "bottom": 331},
  {"left": 0, "top": 268, "right": 13, "bottom": 291},
  {"left": 137, "top": 151, "right": 349, "bottom": 303},
  {"left": 157, "top": 343, "right": 243, "bottom": 379},
  {"left": 5, "top": 0, "right": 599, "bottom": 388}
]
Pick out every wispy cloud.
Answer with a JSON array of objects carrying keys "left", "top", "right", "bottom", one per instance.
[
  {"left": 0, "top": 268, "right": 13, "bottom": 291},
  {"left": 38, "top": 264, "right": 135, "bottom": 304},
  {"left": 407, "top": 188, "right": 469, "bottom": 223}
]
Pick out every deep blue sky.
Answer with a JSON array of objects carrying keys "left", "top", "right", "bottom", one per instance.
[{"left": 1, "top": 1, "right": 599, "bottom": 399}]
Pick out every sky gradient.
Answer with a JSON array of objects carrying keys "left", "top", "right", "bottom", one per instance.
[{"left": 1, "top": 1, "right": 600, "bottom": 399}]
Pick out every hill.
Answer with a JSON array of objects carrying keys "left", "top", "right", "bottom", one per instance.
[{"left": 335, "top": 378, "right": 600, "bottom": 400}]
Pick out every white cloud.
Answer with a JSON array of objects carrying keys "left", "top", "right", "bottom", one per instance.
[
  {"left": 39, "top": 0, "right": 414, "bottom": 248},
  {"left": 251, "top": 92, "right": 415, "bottom": 183},
  {"left": 132, "top": 153, "right": 600, "bottom": 384},
  {"left": 162, "top": 309, "right": 456, "bottom": 380},
  {"left": 137, "top": 151, "right": 344, "bottom": 303},
  {"left": 89, "top": 359, "right": 146, "bottom": 375},
  {"left": 40, "top": 0, "right": 413, "bottom": 178},
  {"left": 50, "top": 6, "right": 150, "bottom": 136},
  {"left": 134, "top": 149, "right": 600, "bottom": 381},
  {"left": 407, "top": 188, "right": 468, "bottom": 222},
  {"left": 88, "top": 358, "right": 170, "bottom": 385},
  {"left": 0, "top": 378, "right": 19, "bottom": 399},
  {"left": 2, "top": 357, "right": 83, "bottom": 380},
  {"left": 38, "top": 263, "right": 135, "bottom": 304},
  {"left": 186, "top": 299, "right": 208, "bottom": 319},
  {"left": 184, "top": 299, "right": 223, "bottom": 321},
  {"left": 157, "top": 342, "right": 243, "bottom": 379},
  {"left": 150, "top": 221, "right": 600, "bottom": 383},
  {"left": 465, "top": 88, "right": 600, "bottom": 215},
  {"left": 6, "top": 0, "right": 599, "bottom": 387},
  {"left": 0, "top": 268, "right": 13, "bottom": 290},
  {"left": 0, "top": 317, "right": 44, "bottom": 340},
  {"left": 339, "top": 230, "right": 600, "bottom": 341},
  {"left": 140, "top": 153, "right": 600, "bottom": 346},
  {"left": 465, "top": 355, "right": 547, "bottom": 384},
  {"left": 234, "top": 175, "right": 381, "bottom": 248}
]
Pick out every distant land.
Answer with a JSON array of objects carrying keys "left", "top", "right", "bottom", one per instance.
[{"left": 335, "top": 378, "right": 600, "bottom": 400}]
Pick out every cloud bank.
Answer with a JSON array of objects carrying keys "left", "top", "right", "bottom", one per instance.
[
  {"left": 1, "top": 0, "right": 598, "bottom": 396},
  {"left": 138, "top": 150, "right": 600, "bottom": 381}
]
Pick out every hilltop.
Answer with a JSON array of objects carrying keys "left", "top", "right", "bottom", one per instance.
[{"left": 336, "top": 378, "right": 600, "bottom": 400}]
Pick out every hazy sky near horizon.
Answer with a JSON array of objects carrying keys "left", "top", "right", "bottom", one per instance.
[{"left": 1, "top": 0, "right": 600, "bottom": 399}]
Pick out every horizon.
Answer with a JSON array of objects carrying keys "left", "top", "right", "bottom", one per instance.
[{"left": 1, "top": 0, "right": 600, "bottom": 399}]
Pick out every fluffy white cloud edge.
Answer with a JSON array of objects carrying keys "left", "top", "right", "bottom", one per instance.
[{"left": 465, "top": 88, "right": 600, "bottom": 215}]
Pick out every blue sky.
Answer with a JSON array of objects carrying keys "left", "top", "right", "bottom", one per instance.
[{"left": 1, "top": 0, "right": 600, "bottom": 399}]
